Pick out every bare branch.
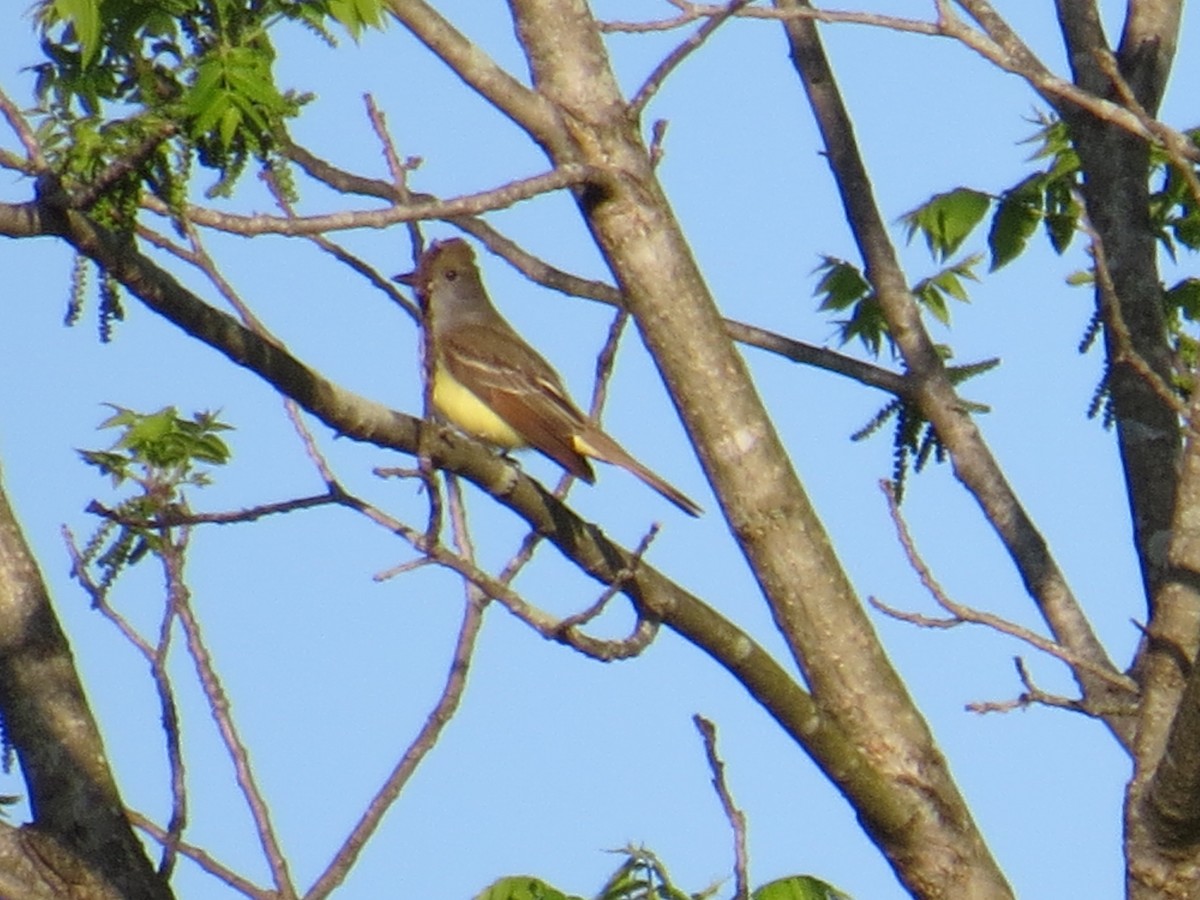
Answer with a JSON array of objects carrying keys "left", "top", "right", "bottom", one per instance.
[
  {"left": 144, "top": 164, "right": 597, "bottom": 238},
  {"left": 776, "top": 0, "right": 1129, "bottom": 742},
  {"left": 130, "top": 810, "right": 271, "bottom": 899},
  {"left": 305, "top": 559, "right": 487, "bottom": 900},
  {"left": 966, "top": 658, "right": 1091, "bottom": 717},
  {"left": 170, "top": 551, "right": 297, "bottom": 899},
  {"left": 86, "top": 493, "right": 341, "bottom": 528},
  {"left": 600, "top": 2, "right": 940, "bottom": 36},
  {"left": 0, "top": 86, "right": 46, "bottom": 170},
  {"left": 63, "top": 524, "right": 190, "bottom": 879},
  {"left": 556, "top": 524, "right": 659, "bottom": 633},
  {"left": 878, "top": 482, "right": 1138, "bottom": 700},
  {"left": 694, "top": 715, "right": 749, "bottom": 900},
  {"left": 630, "top": 0, "right": 752, "bottom": 115}
]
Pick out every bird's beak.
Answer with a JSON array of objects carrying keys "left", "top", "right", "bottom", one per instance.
[{"left": 393, "top": 271, "right": 416, "bottom": 287}]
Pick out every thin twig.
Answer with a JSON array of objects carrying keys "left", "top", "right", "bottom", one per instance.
[
  {"left": 258, "top": 166, "right": 420, "bottom": 323},
  {"left": 557, "top": 525, "right": 659, "bottom": 632},
  {"left": 305, "top": 552, "right": 488, "bottom": 899},
  {"left": 364, "top": 92, "right": 426, "bottom": 259},
  {"left": 693, "top": 715, "right": 748, "bottom": 900},
  {"left": 63, "top": 526, "right": 189, "bottom": 878},
  {"left": 878, "top": 481, "right": 1137, "bottom": 696},
  {"left": 0, "top": 86, "right": 47, "bottom": 170},
  {"left": 339, "top": 482, "right": 659, "bottom": 660},
  {"left": 966, "top": 657, "right": 1089, "bottom": 716},
  {"left": 143, "top": 164, "right": 599, "bottom": 238},
  {"left": 130, "top": 809, "right": 272, "bottom": 899},
  {"left": 169, "top": 550, "right": 297, "bottom": 899},
  {"left": 630, "top": 0, "right": 753, "bottom": 115},
  {"left": 600, "top": 2, "right": 940, "bottom": 36},
  {"left": 86, "top": 492, "right": 342, "bottom": 528}
]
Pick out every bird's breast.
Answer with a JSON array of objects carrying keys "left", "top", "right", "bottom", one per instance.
[{"left": 432, "top": 367, "right": 527, "bottom": 449}]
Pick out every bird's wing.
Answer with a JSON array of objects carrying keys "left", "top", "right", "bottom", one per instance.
[{"left": 439, "top": 322, "right": 596, "bottom": 482}]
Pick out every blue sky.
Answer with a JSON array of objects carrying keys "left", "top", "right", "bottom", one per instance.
[{"left": 1, "top": 2, "right": 1194, "bottom": 897}]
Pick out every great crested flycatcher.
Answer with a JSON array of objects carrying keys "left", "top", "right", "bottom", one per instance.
[{"left": 395, "top": 238, "right": 702, "bottom": 517}]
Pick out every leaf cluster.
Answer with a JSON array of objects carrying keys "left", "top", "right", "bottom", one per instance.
[
  {"left": 75, "top": 405, "right": 232, "bottom": 590},
  {"left": 818, "top": 115, "right": 1200, "bottom": 486},
  {"left": 472, "top": 847, "right": 849, "bottom": 900},
  {"left": 31, "top": 0, "right": 384, "bottom": 198},
  {"left": 815, "top": 254, "right": 979, "bottom": 357}
]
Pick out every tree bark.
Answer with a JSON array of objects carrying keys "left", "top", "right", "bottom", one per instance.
[
  {"left": 497, "top": 1, "right": 1014, "bottom": 895},
  {"left": 0, "top": 474, "right": 172, "bottom": 899}
]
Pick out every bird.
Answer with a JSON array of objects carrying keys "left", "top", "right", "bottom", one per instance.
[{"left": 395, "top": 238, "right": 702, "bottom": 517}]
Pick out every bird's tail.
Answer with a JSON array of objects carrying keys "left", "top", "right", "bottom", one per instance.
[{"left": 574, "top": 427, "right": 703, "bottom": 517}]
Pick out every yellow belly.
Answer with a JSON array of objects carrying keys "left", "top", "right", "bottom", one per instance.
[{"left": 432, "top": 368, "right": 526, "bottom": 449}]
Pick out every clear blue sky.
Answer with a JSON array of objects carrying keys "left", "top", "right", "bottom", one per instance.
[{"left": 1, "top": 2, "right": 1192, "bottom": 897}]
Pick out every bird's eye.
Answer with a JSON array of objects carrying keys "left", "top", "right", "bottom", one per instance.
[{"left": 445, "top": 269, "right": 458, "bottom": 281}]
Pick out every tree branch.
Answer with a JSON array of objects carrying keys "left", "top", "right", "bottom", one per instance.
[
  {"left": 384, "top": 0, "right": 567, "bottom": 153},
  {"left": 31, "top": 187, "right": 914, "bottom": 842},
  {"left": 0, "top": 478, "right": 171, "bottom": 899},
  {"left": 776, "top": 0, "right": 1130, "bottom": 745},
  {"left": 507, "top": 1, "right": 1010, "bottom": 895},
  {"left": 142, "top": 164, "right": 596, "bottom": 238}
]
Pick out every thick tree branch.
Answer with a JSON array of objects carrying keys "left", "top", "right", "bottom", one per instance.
[
  {"left": 284, "top": 141, "right": 912, "bottom": 395},
  {"left": 384, "top": 0, "right": 567, "bottom": 154},
  {"left": 776, "top": 0, "right": 1130, "bottom": 748},
  {"left": 505, "top": 1, "right": 1010, "bottom": 896},
  {"left": 0, "top": 478, "right": 171, "bottom": 900},
  {"left": 1117, "top": 0, "right": 1182, "bottom": 114},
  {"left": 22, "top": 188, "right": 916, "bottom": 843}
]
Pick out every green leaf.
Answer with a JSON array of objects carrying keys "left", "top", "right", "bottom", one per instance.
[
  {"left": 814, "top": 257, "right": 869, "bottom": 311},
  {"left": 753, "top": 875, "right": 852, "bottom": 900},
  {"left": 988, "top": 175, "right": 1044, "bottom": 270},
  {"left": 1172, "top": 210, "right": 1200, "bottom": 251},
  {"left": 471, "top": 876, "right": 581, "bottom": 900},
  {"left": 914, "top": 281, "right": 950, "bottom": 325},
  {"left": 909, "top": 255, "right": 978, "bottom": 328},
  {"left": 901, "top": 188, "right": 991, "bottom": 261},
  {"left": 1167, "top": 278, "right": 1200, "bottom": 322},
  {"left": 1042, "top": 178, "right": 1079, "bottom": 254},
  {"left": 52, "top": 0, "right": 102, "bottom": 66},
  {"left": 328, "top": 0, "right": 386, "bottom": 38}
]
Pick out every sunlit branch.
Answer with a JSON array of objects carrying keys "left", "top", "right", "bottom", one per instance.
[
  {"left": 142, "top": 164, "right": 597, "bottom": 238},
  {"left": 0, "top": 85, "right": 46, "bottom": 170},
  {"left": 694, "top": 715, "right": 749, "bottom": 900},
  {"left": 385, "top": 0, "right": 567, "bottom": 151},
  {"left": 130, "top": 811, "right": 271, "bottom": 899},
  {"left": 876, "top": 482, "right": 1138, "bottom": 702},
  {"left": 630, "top": 0, "right": 752, "bottom": 115},
  {"left": 170, "top": 560, "right": 297, "bottom": 898},
  {"left": 776, "top": 0, "right": 1129, "bottom": 742}
]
